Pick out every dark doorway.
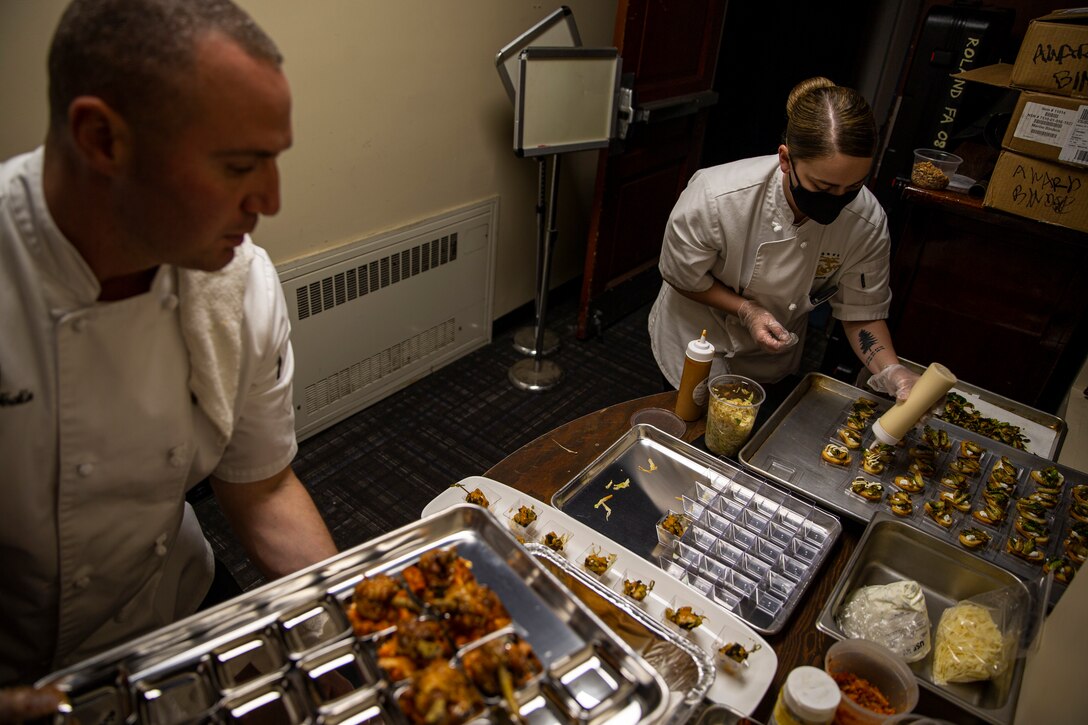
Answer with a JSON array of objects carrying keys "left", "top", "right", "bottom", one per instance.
[{"left": 702, "top": 1, "right": 888, "bottom": 168}]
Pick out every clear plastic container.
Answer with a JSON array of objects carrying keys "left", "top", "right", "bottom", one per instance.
[
  {"left": 706, "top": 374, "right": 765, "bottom": 457},
  {"left": 824, "top": 639, "right": 919, "bottom": 724},
  {"left": 911, "top": 149, "right": 963, "bottom": 190}
]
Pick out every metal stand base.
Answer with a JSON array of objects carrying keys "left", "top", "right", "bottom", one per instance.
[
  {"left": 513, "top": 326, "right": 560, "bottom": 357},
  {"left": 508, "top": 154, "right": 564, "bottom": 392},
  {"left": 508, "top": 357, "right": 563, "bottom": 392}
]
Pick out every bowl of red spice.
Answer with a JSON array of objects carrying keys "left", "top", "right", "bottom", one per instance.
[{"left": 825, "top": 639, "right": 919, "bottom": 724}]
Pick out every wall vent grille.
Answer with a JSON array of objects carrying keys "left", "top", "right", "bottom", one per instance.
[
  {"left": 279, "top": 199, "right": 496, "bottom": 440},
  {"left": 294, "top": 234, "right": 458, "bottom": 320}
]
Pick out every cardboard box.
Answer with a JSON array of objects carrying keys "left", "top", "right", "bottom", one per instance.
[
  {"left": 955, "top": 65, "right": 1088, "bottom": 167},
  {"left": 1003, "top": 91, "right": 1088, "bottom": 166},
  {"left": 984, "top": 150, "right": 1088, "bottom": 232},
  {"left": 1010, "top": 8, "right": 1088, "bottom": 98}
]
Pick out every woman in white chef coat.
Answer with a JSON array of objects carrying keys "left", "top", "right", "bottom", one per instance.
[{"left": 649, "top": 76, "right": 917, "bottom": 402}]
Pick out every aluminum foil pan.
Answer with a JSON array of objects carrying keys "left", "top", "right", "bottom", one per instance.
[
  {"left": 37, "top": 504, "right": 669, "bottom": 724},
  {"left": 527, "top": 543, "right": 715, "bottom": 725}
]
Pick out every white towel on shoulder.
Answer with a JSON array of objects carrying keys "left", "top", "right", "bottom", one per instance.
[{"left": 177, "top": 240, "right": 255, "bottom": 442}]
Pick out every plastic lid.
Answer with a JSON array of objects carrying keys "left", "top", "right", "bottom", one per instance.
[
  {"left": 687, "top": 329, "right": 715, "bottom": 362},
  {"left": 783, "top": 666, "right": 841, "bottom": 722},
  {"left": 947, "top": 174, "right": 974, "bottom": 193}
]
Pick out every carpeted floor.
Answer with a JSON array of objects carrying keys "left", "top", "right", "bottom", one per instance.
[
  {"left": 194, "top": 286, "right": 666, "bottom": 590},
  {"left": 194, "top": 283, "right": 837, "bottom": 591}
]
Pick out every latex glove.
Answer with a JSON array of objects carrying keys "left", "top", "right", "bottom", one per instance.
[
  {"left": 0, "top": 685, "right": 64, "bottom": 722},
  {"left": 737, "top": 300, "right": 794, "bottom": 353},
  {"left": 868, "top": 363, "right": 919, "bottom": 402}
]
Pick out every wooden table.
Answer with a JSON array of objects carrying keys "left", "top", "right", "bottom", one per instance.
[{"left": 485, "top": 389, "right": 982, "bottom": 723}]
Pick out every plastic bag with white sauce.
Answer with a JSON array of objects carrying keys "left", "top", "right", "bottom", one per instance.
[{"left": 835, "top": 580, "right": 932, "bottom": 662}]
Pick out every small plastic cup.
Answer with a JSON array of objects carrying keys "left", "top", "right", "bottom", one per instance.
[
  {"left": 911, "top": 149, "right": 963, "bottom": 190},
  {"left": 630, "top": 407, "right": 687, "bottom": 437},
  {"left": 824, "top": 639, "right": 919, "bottom": 725},
  {"left": 705, "top": 374, "right": 765, "bottom": 457}
]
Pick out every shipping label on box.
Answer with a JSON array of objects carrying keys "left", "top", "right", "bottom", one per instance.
[
  {"left": 1005, "top": 92, "right": 1088, "bottom": 166},
  {"left": 984, "top": 151, "right": 1088, "bottom": 232},
  {"left": 1011, "top": 9, "right": 1088, "bottom": 98}
]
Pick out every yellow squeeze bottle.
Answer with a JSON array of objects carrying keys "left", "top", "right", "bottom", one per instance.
[
  {"left": 675, "top": 330, "right": 715, "bottom": 421},
  {"left": 872, "top": 363, "right": 957, "bottom": 445}
]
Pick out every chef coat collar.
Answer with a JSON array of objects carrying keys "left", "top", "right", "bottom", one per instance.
[{"left": 21, "top": 147, "right": 173, "bottom": 311}]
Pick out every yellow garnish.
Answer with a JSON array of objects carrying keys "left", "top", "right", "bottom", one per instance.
[{"left": 638, "top": 458, "right": 658, "bottom": 473}]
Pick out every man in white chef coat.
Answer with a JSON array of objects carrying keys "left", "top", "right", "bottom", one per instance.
[{"left": 0, "top": 0, "right": 338, "bottom": 708}]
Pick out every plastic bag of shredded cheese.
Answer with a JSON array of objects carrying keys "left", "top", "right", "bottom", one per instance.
[
  {"left": 835, "top": 580, "right": 931, "bottom": 662},
  {"left": 931, "top": 583, "right": 1037, "bottom": 685}
]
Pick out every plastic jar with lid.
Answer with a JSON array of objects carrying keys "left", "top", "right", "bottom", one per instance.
[{"left": 770, "top": 666, "right": 842, "bottom": 725}]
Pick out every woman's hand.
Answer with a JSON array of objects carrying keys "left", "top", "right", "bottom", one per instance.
[
  {"left": 869, "top": 363, "right": 919, "bottom": 401},
  {"left": 737, "top": 300, "right": 794, "bottom": 353}
]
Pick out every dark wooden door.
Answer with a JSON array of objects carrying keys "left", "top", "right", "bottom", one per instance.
[{"left": 576, "top": 0, "right": 728, "bottom": 339}]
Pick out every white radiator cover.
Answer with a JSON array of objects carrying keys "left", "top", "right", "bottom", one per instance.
[{"left": 278, "top": 198, "right": 497, "bottom": 439}]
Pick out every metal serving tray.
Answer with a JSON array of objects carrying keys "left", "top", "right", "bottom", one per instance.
[
  {"left": 528, "top": 544, "right": 714, "bottom": 725},
  {"left": 38, "top": 505, "right": 669, "bottom": 725},
  {"left": 422, "top": 476, "right": 777, "bottom": 715},
  {"left": 550, "top": 424, "right": 842, "bottom": 635},
  {"left": 816, "top": 513, "right": 1032, "bottom": 725},
  {"left": 739, "top": 373, "right": 1084, "bottom": 604}
]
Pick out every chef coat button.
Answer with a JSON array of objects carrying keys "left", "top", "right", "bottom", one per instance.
[
  {"left": 77, "top": 462, "right": 94, "bottom": 477},
  {"left": 168, "top": 446, "right": 187, "bottom": 467},
  {"left": 154, "top": 534, "right": 169, "bottom": 556},
  {"left": 74, "top": 565, "right": 93, "bottom": 589},
  {"left": 72, "top": 318, "right": 86, "bottom": 333},
  {"left": 162, "top": 294, "right": 179, "bottom": 311},
  {"left": 788, "top": 303, "right": 798, "bottom": 311},
  {"left": 799, "top": 241, "right": 808, "bottom": 249}
]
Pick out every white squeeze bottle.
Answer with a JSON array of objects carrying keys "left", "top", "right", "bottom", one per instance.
[
  {"left": 872, "top": 363, "right": 957, "bottom": 445},
  {"left": 675, "top": 330, "right": 715, "bottom": 421}
]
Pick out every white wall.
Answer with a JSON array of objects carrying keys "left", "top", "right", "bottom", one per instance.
[{"left": 0, "top": 0, "right": 618, "bottom": 318}]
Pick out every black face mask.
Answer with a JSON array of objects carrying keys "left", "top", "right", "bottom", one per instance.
[{"left": 788, "top": 161, "right": 862, "bottom": 225}]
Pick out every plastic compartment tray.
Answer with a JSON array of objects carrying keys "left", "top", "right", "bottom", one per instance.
[
  {"left": 38, "top": 505, "right": 669, "bottom": 725},
  {"left": 816, "top": 513, "right": 1032, "bottom": 725},
  {"left": 548, "top": 424, "right": 841, "bottom": 635},
  {"left": 422, "top": 476, "right": 777, "bottom": 715},
  {"left": 739, "top": 373, "right": 1085, "bottom": 603}
]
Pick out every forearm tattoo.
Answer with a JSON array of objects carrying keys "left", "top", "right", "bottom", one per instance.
[{"left": 856, "top": 328, "right": 885, "bottom": 367}]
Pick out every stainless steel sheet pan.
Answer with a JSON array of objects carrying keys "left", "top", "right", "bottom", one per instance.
[
  {"left": 39, "top": 505, "right": 670, "bottom": 725},
  {"left": 740, "top": 373, "right": 1084, "bottom": 604},
  {"left": 550, "top": 424, "right": 842, "bottom": 635}
]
